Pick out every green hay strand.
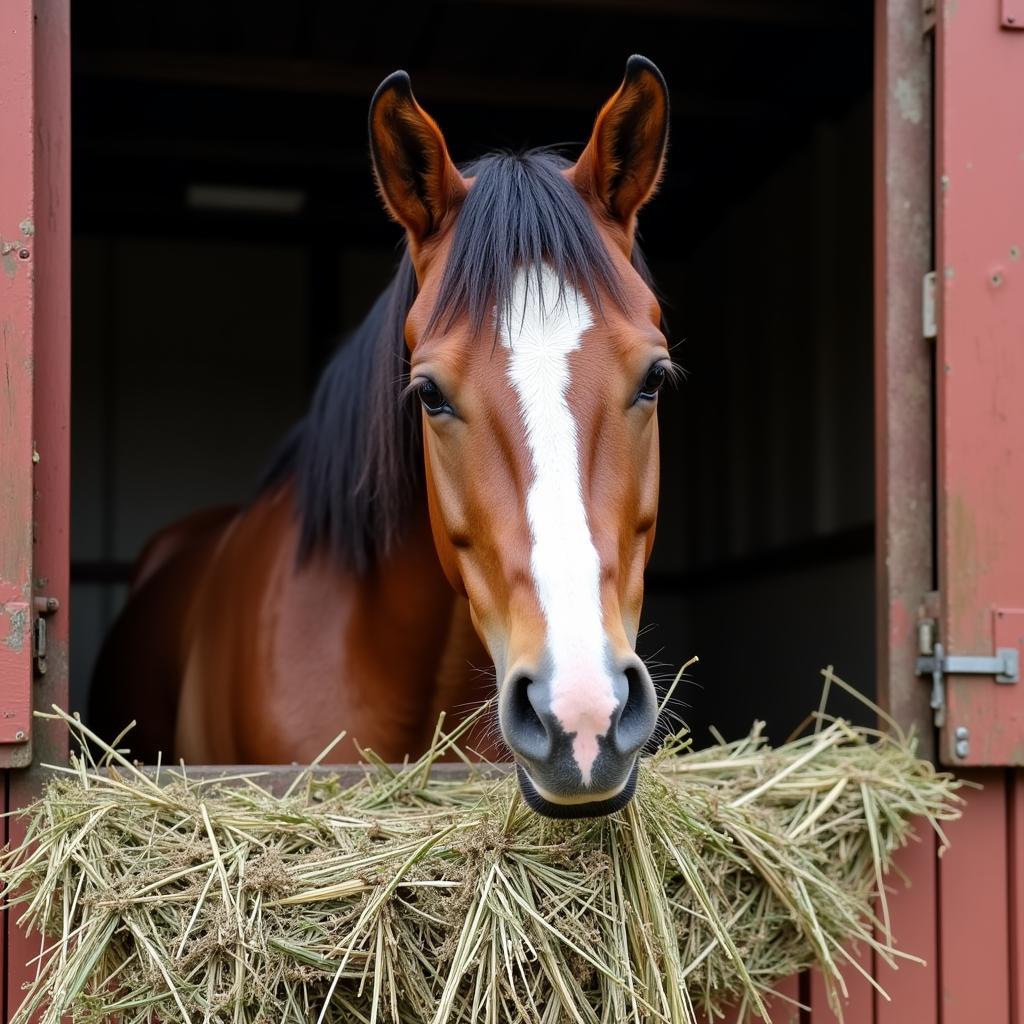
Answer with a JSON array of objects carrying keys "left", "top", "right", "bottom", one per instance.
[{"left": 0, "top": 668, "right": 961, "bottom": 1024}]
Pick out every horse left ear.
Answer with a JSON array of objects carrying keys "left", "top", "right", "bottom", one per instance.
[
  {"left": 572, "top": 55, "right": 669, "bottom": 242},
  {"left": 369, "top": 71, "right": 467, "bottom": 248}
]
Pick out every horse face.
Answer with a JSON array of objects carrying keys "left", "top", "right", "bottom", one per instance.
[{"left": 370, "top": 58, "right": 670, "bottom": 817}]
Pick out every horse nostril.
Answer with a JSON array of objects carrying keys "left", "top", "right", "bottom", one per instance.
[
  {"left": 506, "top": 673, "right": 551, "bottom": 761},
  {"left": 613, "top": 664, "right": 657, "bottom": 757}
]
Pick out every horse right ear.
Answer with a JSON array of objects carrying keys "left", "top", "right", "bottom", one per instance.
[
  {"left": 572, "top": 55, "right": 669, "bottom": 248},
  {"left": 369, "top": 71, "right": 467, "bottom": 248}
]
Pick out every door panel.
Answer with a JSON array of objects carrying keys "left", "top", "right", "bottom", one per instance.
[
  {"left": 0, "top": 0, "right": 37, "bottom": 770},
  {"left": 936, "top": 0, "right": 1024, "bottom": 765}
]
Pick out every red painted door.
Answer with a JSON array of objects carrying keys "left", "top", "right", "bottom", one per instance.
[
  {"left": 0, "top": 0, "right": 40, "bottom": 772},
  {"left": 0, "top": 2, "right": 71, "bottom": 1020},
  {"left": 932, "top": 6, "right": 1024, "bottom": 1024},
  {"left": 934, "top": 0, "right": 1024, "bottom": 767}
]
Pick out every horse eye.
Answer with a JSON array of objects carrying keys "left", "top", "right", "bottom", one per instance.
[
  {"left": 637, "top": 363, "right": 668, "bottom": 401},
  {"left": 417, "top": 379, "right": 451, "bottom": 416}
]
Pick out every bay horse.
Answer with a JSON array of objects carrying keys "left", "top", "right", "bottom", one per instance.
[{"left": 89, "top": 55, "right": 673, "bottom": 818}]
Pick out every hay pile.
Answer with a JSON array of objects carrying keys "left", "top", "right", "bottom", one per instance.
[{"left": 1, "top": 669, "right": 960, "bottom": 1024}]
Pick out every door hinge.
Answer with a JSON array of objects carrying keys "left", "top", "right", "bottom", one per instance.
[
  {"left": 33, "top": 595, "right": 59, "bottom": 677},
  {"left": 917, "top": 641, "right": 1019, "bottom": 727},
  {"left": 923, "top": 271, "right": 937, "bottom": 339}
]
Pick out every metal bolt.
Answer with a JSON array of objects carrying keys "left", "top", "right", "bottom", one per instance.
[
  {"left": 918, "top": 619, "right": 935, "bottom": 656},
  {"left": 954, "top": 725, "right": 969, "bottom": 758},
  {"left": 15, "top": 730, "right": 25, "bottom": 742},
  {"left": 17, "top": 248, "right": 30, "bottom": 260}
]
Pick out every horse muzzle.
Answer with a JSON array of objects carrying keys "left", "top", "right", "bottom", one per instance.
[{"left": 499, "top": 654, "right": 657, "bottom": 818}]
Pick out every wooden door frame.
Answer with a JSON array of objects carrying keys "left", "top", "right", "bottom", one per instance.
[
  {"left": 0, "top": 1, "right": 72, "bottom": 1015},
  {"left": 0, "top": 2, "right": 946, "bottom": 1018},
  {"left": 5, "top": 0, "right": 933, "bottom": 774},
  {"left": 874, "top": 0, "right": 935, "bottom": 757}
]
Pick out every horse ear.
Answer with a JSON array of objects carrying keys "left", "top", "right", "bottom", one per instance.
[
  {"left": 573, "top": 55, "right": 669, "bottom": 238},
  {"left": 369, "top": 71, "right": 466, "bottom": 245}
]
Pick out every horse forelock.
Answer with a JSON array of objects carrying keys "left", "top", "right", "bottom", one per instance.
[{"left": 260, "top": 148, "right": 654, "bottom": 573}]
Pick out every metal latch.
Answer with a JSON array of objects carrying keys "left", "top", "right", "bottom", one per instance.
[
  {"left": 33, "top": 595, "right": 59, "bottom": 677},
  {"left": 922, "top": 271, "right": 937, "bottom": 339},
  {"left": 917, "top": 641, "right": 1020, "bottom": 725}
]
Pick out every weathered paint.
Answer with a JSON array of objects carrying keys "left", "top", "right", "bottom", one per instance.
[
  {"left": 873, "top": 0, "right": 936, "bottom": 759},
  {"left": 0, "top": 0, "right": 37, "bottom": 768},
  {"left": 939, "top": 772, "right": 1012, "bottom": 1023},
  {"left": 874, "top": 834, "right": 939, "bottom": 1024},
  {"left": 0, "top": 601, "right": 31, "bottom": 744},
  {"left": 2, "top": 0, "right": 71, "bottom": 1016},
  {"left": 935, "top": 0, "right": 1024, "bottom": 765}
]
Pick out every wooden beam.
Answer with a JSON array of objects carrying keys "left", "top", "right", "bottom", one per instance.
[{"left": 873, "top": 0, "right": 935, "bottom": 755}]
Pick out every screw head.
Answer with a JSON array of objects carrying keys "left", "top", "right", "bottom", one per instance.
[
  {"left": 15, "top": 730, "right": 26, "bottom": 742},
  {"left": 954, "top": 738, "right": 970, "bottom": 758},
  {"left": 954, "top": 726, "right": 969, "bottom": 740},
  {"left": 17, "top": 248, "right": 30, "bottom": 260}
]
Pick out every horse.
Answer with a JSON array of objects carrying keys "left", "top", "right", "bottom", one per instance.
[{"left": 89, "top": 55, "right": 673, "bottom": 818}]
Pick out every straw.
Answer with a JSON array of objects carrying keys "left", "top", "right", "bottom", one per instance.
[{"left": 0, "top": 669, "right": 961, "bottom": 1024}]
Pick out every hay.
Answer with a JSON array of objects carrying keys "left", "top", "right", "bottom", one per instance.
[{"left": 1, "top": 667, "right": 961, "bottom": 1024}]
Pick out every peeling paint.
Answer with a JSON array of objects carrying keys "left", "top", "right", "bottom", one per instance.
[
  {"left": 2, "top": 251, "right": 16, "bottom": 280},
  {"left": 895, "top": 75, "right": 924, "bottom": 124},
  {"left": 3, "top": 604, "right": 28, "bottom": 653},
  {"left": 18, "top": 218, "right": 34, "bottom": 237}
]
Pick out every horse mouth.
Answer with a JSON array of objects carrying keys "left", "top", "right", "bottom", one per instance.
[{"left": 515, "top": 761, "right": 639, "bottom": 819}]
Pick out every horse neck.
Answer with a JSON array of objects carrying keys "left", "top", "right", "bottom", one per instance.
[
  {"left": 354, "top": 501, "right": 498, "bottom": 757},
  {"left": 346, "top": 503, "right": 464, "bottom": 733}
]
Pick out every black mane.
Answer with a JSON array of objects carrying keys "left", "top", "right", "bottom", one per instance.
[{"left": 261, "top": 149, "right": 652, "bottom": 572}]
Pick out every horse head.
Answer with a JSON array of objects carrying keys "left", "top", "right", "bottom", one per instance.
[{"left": 369, "top": 57, "right": 671, "bottom": 817}]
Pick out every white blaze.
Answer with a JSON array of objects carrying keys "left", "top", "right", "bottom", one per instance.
[{"left": 500, "top": 266, "right": 617, "bottom": 785}]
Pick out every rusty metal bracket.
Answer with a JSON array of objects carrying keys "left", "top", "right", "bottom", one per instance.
[{"left": 32, "top": 595, "right": 58, "bottom": 677}]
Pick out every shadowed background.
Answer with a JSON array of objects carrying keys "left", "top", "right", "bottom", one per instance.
[{"left": 70, "top": 0, "right": 875, "bottom": 750}]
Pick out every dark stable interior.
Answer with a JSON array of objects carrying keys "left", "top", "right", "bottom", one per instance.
[{"left": 71, "top": 1, "right": 876, "bottom": 753}]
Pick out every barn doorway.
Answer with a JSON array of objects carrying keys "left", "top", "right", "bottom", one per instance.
[{"left": 70, "top": 1, "right": 875, "bottom": 749}]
